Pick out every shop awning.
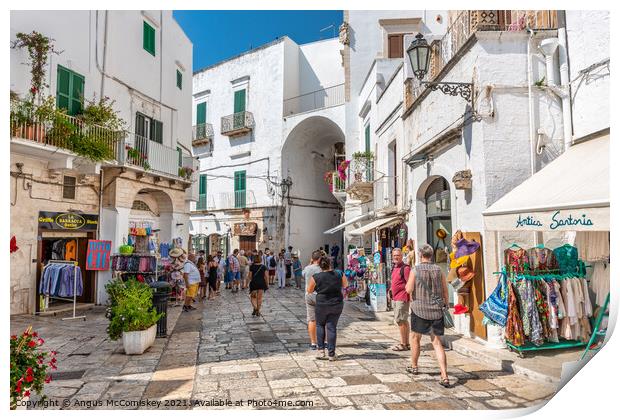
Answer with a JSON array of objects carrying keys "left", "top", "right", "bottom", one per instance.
[
  {"left": 349, "top": 215, "right": 403, "bottom": 236},
  {"left": 323, "top": 213, "right": 374, "bottom": 235},
  {"left": 483, "top": 135, "right": 609, "bottom": 231}
]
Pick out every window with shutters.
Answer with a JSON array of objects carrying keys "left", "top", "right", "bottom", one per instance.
[
  {"left": 364, "top": 124, "right": 371, "bottom": 153},
  {"left": 63, "top": 176, "right": 76, "bottom": 200},
  {"left": 176, "top": 69, "right": 182, "bottom": 90},
  {"left": 233, "top": 89, "right": 246, "bottom": 130},
  {"left": 197, "top": 174, "right": 207, "bottom": 210},
  {"left": 135, "top": 112, "right": 163, "bottom": 144},
  {"left": 388, "top": 34, "right": 404, "bottom": 58},
  {"left": 177, "top": 147, "right": 183, "bottom": 167},
  {"left": 143, "top": 21, "right": 156, "bottom": 56},
  {"left": 234, "top": 170, "right": 246, "bottom": 208},
  {"left": 56, "top": 66, "right": 84, "bottom": 116}
]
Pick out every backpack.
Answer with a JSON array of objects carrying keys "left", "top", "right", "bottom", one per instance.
[{"left": 269, "top": 256, "right": 277, "bottom": 268}]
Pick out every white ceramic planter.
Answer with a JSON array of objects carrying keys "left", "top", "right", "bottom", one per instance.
[{"left": 122, "top": 324, "right": 156, "bottom": 355}]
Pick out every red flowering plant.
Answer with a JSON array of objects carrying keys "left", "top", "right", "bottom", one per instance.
[
  {"left": 337, "top": 160, "right": 350, "bottom": 181},
  {"left": 10, "top": 326, "right": 56, "bottom": 409}
]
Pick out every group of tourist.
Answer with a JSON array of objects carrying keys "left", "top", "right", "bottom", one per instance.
[{"left": 169, "top": 240, "right": 451, "bottom": 386}]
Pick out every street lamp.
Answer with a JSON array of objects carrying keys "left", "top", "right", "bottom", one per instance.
[{"left": 406, "top": 33, "right": 473, "bottom": 102}]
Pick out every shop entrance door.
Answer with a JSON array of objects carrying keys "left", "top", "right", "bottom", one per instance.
[{"left": 239, "top": 235, "right": 256, "bottom": 253}]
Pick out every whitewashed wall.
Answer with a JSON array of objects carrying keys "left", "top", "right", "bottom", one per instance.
[{"left": 566, "top": 10, "right": 610, "bottom": 140}]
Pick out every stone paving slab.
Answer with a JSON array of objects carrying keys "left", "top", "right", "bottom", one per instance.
[{"left": 12, "top": 286, "right": 561, "bottom": 410}]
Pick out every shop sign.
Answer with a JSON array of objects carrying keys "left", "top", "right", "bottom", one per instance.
[
  {"left": 369, "top": 283, "right": 387, "bottom": 312},
  {"left": 86, "top": 240, "right": 112, "bottom": 271},
  {"left": 38, "top": 211, "right": 98, "bottom": 231},
  {"left": 515, "top": 211, "right": 594, "bottom": 230},
  {"left": 233, "top": 222, "right": 257, "bottom": 236}
]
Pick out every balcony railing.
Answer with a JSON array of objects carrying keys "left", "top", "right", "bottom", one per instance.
[
  {"left": 119, "top": 134, "right": 183, "bottom": 178},
  {"left": 348, "top": 156, "right": 375, "bottom": 185},
  {"left": 221, "top": 111, "right": 254, "bottom": 136},
  {"left": 196, "top": 195, "right": 208, "bottom": 211},
  {"left": 10, "top": 107, "right": 120, "bottom": 159},
  {"left": 331, "top": 171, "right": 346, "bottom": 193},
  {"left": 192, "top": 123, "right": 214, "bottom": 146},
  {"left": 283, "top": 83, "right": 346, "bottom": 116},
  {"left": 407, "top": 10, "right": 558, "bottom": 106},
  {"left": 204, "top": 192, "right": 258, "bottom": 210}
]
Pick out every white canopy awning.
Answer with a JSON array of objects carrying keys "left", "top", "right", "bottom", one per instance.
[
  {"left": 483, "top": 135, "right": 609, "bottom": 231},
  {"left": 349, "top": 215, "right": 403, "bottom": 236},
  {"left": 323, "top": 212, "right": 374, "bottom": 235}
]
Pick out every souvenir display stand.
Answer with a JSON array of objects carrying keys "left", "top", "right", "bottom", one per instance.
[
  {"left": 111, "top": 254, "right": 159, "bottom": 284},
  {"left": 38, "top": 260, "right": 86, "bottom": 321},
  {"left": 483, "top": 242, "right": 600, "bottom": 357}
]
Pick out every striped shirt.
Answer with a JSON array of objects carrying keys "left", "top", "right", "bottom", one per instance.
[{"left": 411, "top": 263, "right": 445, "bottom": 320}]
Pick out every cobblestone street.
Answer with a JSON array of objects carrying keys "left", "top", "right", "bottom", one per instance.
[{"left": 11, "top": 287, "right": 558, "bottom": 410}]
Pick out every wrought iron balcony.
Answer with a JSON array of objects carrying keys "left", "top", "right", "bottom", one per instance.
[
  {"left": 346, "top": 156, "right": 375, "bottom": 203},
  {"left": 406, "top": 10, "right": 558, "bottom": 107},
  {"left": 221, "top": 111, "right": 254, "bottom": 137},
  {"left": 118, "top": 134, "right": 187, "bottom": 179},
  {"left": 192, "top": 123, "right": 214, "bottom": 146},
  {"left": 10, "top": 102, "right": 120, "bottom": 161}
]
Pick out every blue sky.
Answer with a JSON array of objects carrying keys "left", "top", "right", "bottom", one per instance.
[{"left": 173, "top": 10, "right": 343, "bottom": 72}]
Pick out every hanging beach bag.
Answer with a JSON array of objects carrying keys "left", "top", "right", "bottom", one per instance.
[{"left": 478, "top": 273, "right": 509, "bottom": 327}]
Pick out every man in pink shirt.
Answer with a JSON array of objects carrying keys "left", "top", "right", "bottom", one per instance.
[{"left": 390, "top": 248, "right": 411, "bottom": 351}]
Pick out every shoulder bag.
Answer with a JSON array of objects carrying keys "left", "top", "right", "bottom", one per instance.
[{"left": 416, "top": 274, "right": 454, "bottom": 329}]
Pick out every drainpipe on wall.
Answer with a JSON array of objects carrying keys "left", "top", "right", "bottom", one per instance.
[
  {"left": 557, "top": 11, "right": 574, "bottom": 151},
  {"left": 526, "top": 29, "right": 537, "bottom": 177}
]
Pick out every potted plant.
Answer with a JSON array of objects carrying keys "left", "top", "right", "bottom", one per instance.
[
  {"left": 178, "top": 166, "right": 194, "bottom": 180},
  {"left": 10, "top": 327, "right": 57, "bottom": 410},
  {"left": 105, "top": 279, "right": 162, "bottom": 355},
  {"left": 351, "top": 151, "right": 374, "bottom": 182}
]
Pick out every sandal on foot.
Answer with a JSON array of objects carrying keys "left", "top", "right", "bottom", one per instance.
[
  {"left": 406, "top": 366, "right": 419, "bottom": 375},
  {"left": 391, "top": 343, "right": 409, "bottom": 351},
  {"left": 439, "top": 378, "right": 450, "bottom": 388}
]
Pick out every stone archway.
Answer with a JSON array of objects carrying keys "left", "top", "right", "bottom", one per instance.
[{"left": 281, "top": 115, "right": 345, "bottom": 260}]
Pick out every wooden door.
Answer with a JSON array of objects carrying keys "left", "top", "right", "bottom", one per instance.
[
  {"left": 239, "top": 235, "right": 256, "bottom": 254},
  {"left": 463, "top": 232, "right": 487, "bottom": 339}
]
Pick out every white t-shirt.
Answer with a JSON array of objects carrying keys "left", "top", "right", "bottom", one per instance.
[{"left": 183, "top": 261, "right": 201, "bottom": 285}]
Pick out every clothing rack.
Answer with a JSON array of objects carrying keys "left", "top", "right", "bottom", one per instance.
[{"left": 37, "top": 260, "right": 86, "bottom": 321}]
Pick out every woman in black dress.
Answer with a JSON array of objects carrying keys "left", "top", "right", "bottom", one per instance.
[
  {"left": 306, "top": 256, "right": 348, "bottom": 361},
  {"left": 207, "top": 255, "right": 219, "bottom": 300},
  {"left": 249, "top": 254, "right": 269, "bottom": 316}
]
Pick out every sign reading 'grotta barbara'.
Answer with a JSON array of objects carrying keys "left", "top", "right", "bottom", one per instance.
[{"left": 516, "top": 211, "right": 594, "bottom": 230}]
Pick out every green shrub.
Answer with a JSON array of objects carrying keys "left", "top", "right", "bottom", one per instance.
[{"left": 105, "top": 279, "right": 161, "bottom": 341}]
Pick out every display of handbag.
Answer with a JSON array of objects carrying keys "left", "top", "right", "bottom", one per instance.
[{"left": 478, "top": 273, "right": 509, "bottom": 327}]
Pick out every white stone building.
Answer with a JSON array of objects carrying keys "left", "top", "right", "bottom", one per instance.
[
  {"left": 10, "top": 10, "right": 196, "bottom": 314},
  {"left": 190, "top": 36, "right": 345, "bottom": 260}
]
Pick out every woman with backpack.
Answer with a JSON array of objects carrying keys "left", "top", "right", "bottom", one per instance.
[
  {"left": 249, "top": 254, "right": 269, "bottom": 316},
  {"left": 267, "top": 250, "right": 277, "bottom": 285}
]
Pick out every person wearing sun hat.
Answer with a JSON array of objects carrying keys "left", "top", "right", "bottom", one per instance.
[{"left": 171, "top": 248, "right": 201, "bottom": 312}]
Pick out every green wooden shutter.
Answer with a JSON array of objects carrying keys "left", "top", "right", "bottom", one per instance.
[
  {"left": 198, "top": 174, "right": 207, "bottom": 210},
  {"left": 177, "top": 147, "right": 183, "bottom": 166},
  {"left": 70, "top": 72, "right": 84, "bottom": 115},
  {"left": 135, "top": 113, "right": 146, "bottom": 137},
  {"left": 150, "top": 120, "right": 163, "bottom": 143},
  {"left": 196, "top": 102, "right": 206, "bottom": 125},
  {"left": 143, "top": 21, "right": 155, "bottom": 56},
  {"left": 56, "top": 66, "right": 71, "bottom": 112},
  {"left": 56, "top": 66, "right": 84, "bottom": 116},
  {"left": 364, "top": 124, "right": 371, "bottom": 153},
  {"left": 234, "top": 170, "right": 246, "bottom": 208},
  {"left": 176, "top": 70, "right": 182, "bottom": 89},
  {"left": 234, "top": 89, "right": 246, "bottom": 113}
]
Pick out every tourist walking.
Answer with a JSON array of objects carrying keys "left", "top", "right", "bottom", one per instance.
[
  {"left": 216, "top": 251, "right": 224, "bottom": 294},
  {"left": 302, "top": 250, "right": 322, "bottom": 350},
  {"left": 390, "top": 248, "right": 411, "bottom": 351},
  {"left": 197, "top": 255, "right": 207, "bottom": 302},
  {"left": 207, "top": 255, "right": 219, "bottom": 300},
  {"left": 405, "top": 244, "right": 450, "bottom": 387},
  {"left": 284, "top": 246, "right": 293, "bottom": 285},
  {"left": 229, "top": 249, "right": 241, "bottom": 292},
  {"left": 306, "top": 256, "right": 347, "bottom": 361},
  {"left": 238, "top": 249, "right": 249, "bottom": 290},
  {"left": 177, "top": 249, "right": 201, "bottom": 312},
  {"left": 267, "top": 250, "right": 277, "bottom": 285},
  {"left": 292, "top": 254, "right": 303, "bottom": 289},
  {"left": 249, "top": 254, "right": 269, "bottom": 316},
  {"left": 276, "top": 252, "right": 286, "bottom": 288}
]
